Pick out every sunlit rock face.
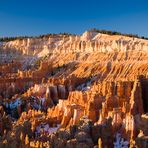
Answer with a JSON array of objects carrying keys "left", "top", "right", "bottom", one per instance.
[
  {"left": 0, "top": 31, "right": 148, "bottom": 147},
  {"left": 1, "top": 31, "right": 148, "bottom": 57}
]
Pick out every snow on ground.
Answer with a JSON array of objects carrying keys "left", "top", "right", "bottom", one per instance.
[
  {"left": 4, "top": 98, "right": 22, "bottom": 109},
  {"left": 30, "top": 96, "right": 46, "bottom": 110},
  {"left": 35, "top": 123, "right": 61, "bottom": 137},
  {"left": 76, "top": 81, "right": 91, "bottom": 91},
  {"left": 114, "top": 133, "right": 129, "bottom": 148}
]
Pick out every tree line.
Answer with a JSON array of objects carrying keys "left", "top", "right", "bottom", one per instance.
[
  {"left": 0, "top": 29, "right": 147, "bottom": 42},
  {"left": 0, "top": 33, "right": 74, "bottom": 42},
  {"left": 89, "top": 28, "right": 148, "bottom": 40}
]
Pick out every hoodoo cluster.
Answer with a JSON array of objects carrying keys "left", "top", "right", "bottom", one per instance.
[{"left": 0, "top": 31, "right": 148, "bottom": 148}]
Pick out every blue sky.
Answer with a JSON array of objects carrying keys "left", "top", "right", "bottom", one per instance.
[{"left": 0, "top": 0, "right": 148, "bottom": 37}]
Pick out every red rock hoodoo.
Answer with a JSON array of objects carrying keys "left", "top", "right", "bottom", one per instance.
[{"left": 0, "top": 31, "right": 148, "bottom": 148}]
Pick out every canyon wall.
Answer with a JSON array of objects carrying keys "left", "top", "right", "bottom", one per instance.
[{"left": 0, "top": 31, "right": 148, "bottom": 147}]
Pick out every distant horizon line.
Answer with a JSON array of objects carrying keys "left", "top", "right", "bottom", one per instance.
[{"left": 0, "top": 28, "right": 148, "bottom": 41}]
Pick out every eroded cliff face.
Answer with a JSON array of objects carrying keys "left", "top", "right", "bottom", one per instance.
[
  {"left": 0, "top": 31, "right": 148, "bottom": 147},
  {"left": 1, "top": 31, "right": 148, "bottom": 57}
]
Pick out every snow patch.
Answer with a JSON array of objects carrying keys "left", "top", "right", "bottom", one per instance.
[
  {"left": 35, "top": 123, "right": 60, "bottom": 137},
  {"left": 114, "top": 133, "right": 129, "bottom": 148},
  {"left": 4, "top": 98, "right": 22, "bottom": 109}
]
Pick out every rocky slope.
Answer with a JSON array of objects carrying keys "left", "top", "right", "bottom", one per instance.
[{"left": 0, "top": 31, "right": 148, "bottom": 148}]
